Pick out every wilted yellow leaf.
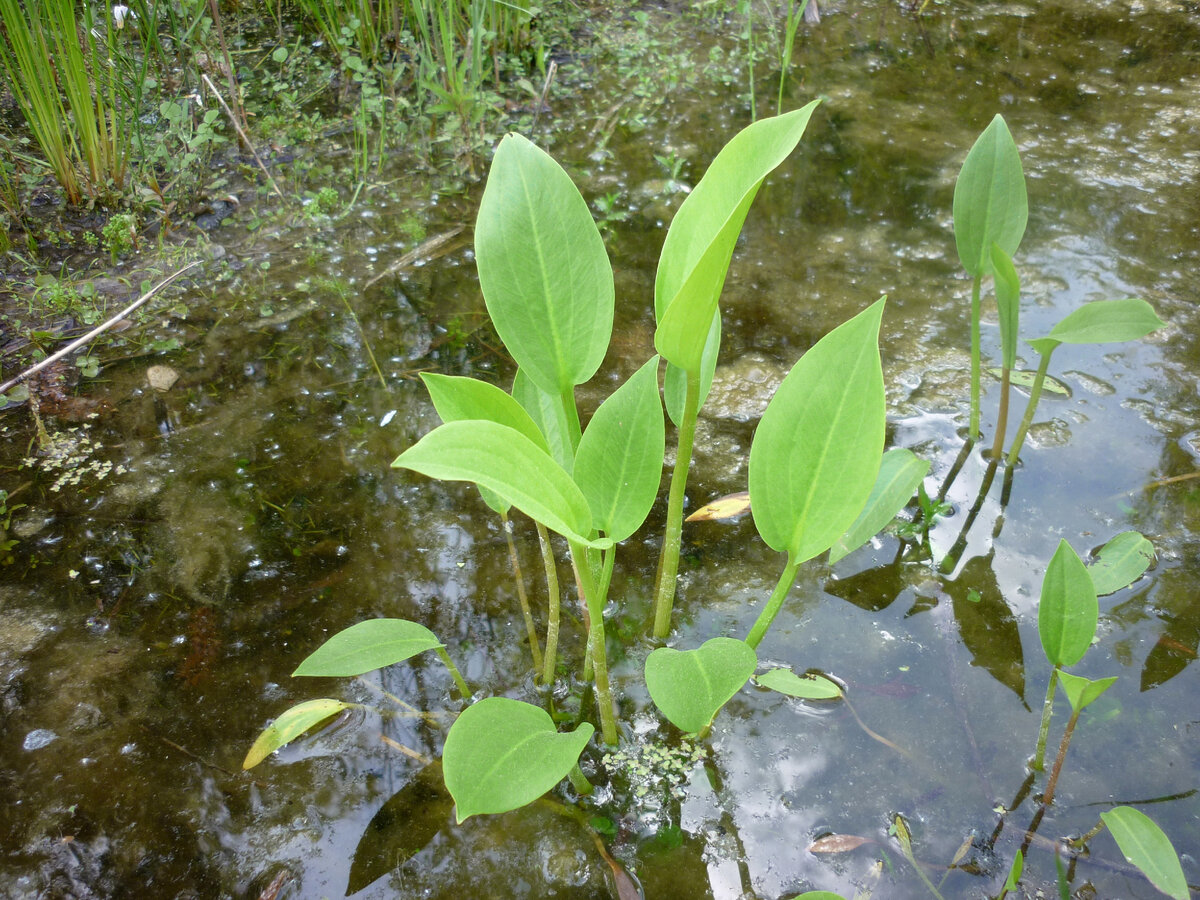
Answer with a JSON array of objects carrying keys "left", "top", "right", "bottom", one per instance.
[
  {"left": 686, "top": 491, "right": 751, "bottom": 522},
  {"left": 809, "top": 834, "right": 874, "bottom": 854}
]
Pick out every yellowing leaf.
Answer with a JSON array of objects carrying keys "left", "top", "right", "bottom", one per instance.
[
  {"left": 686, "top": 491, "right": 751, "bottom": 522},
  {"left": 809, "top": 834, "right": 873, "bottom": 854}
]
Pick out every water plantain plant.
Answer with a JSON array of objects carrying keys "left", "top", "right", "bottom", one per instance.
[
  {"left": 245, "top": 112, "right": 1186, "bottom": 897},
  {"left": 247, "top": 105, "right": 919, "bottom": 822}
]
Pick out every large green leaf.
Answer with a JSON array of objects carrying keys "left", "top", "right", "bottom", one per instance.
[
  {"left": 1088, "top": 531, "right": 1155, "bottom": 596},
  {"left": 442, "top": 697, "right": 594, "bottom": 823},
  {"left": 293, "top": 619, "right": 443, "bottom": 677},
  {"left": 749, "top": 299, "right": 886, "bottom": 561},
  {"left": 654, "top": 102, "right": 820, "bottom": 408},
  {"left": 1100, "top": 807, "right": 1189, "bottom": 900},
  {"left": 953, "top": 113, "right": 1028, "bottom": 277},
  {"left": 243, "top": 698, "right": 350, "bottom": 769},
  {"left": 512, "top": 367, "right": 574, "bottom": 475},
  {"left": 573, "top": 356, "right": 665, "bottom": 542},
  {"left": 991, "top": 243, "right": 1021, "bottom": 369},
  {"left": 421, "top": 373, "right": 549, "bottom": 452},
  {"left": 1057, "top": 670, "right": 1117, "bottom": 713},
  {"left": 1038, "top": 540, "right": 1098, "bottom": 668},
  {"left": 475, "top": 133, "right": 614, "bottom": 396},
  {"left": 645, "top": 637, "right": 757, "bottom": 733},
  {"left": 421, "top": 373, "right": 552, "bottom": 514},
  {"left": 1044, "top": 297, "right": 1166, "bottom": 346},
  {"left": 828, "top": 448, "right": 930, "bottom": 564},
  {"left": 393, "top": 420, "right": 607, "bottom": 547}
]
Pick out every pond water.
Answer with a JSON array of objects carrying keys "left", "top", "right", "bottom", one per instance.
[{"left": 2, "top": 1, "right": 1199, "bottom": 897}]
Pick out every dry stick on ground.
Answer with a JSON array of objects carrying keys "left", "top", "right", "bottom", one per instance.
[
  {"left": 200, "top": 74, "right": 285, "bottom": 201},
  {"left": 0, "top": 260, "right": 203, "bottom": 397},
  {"left": 363, "top": 226, "right": 467, "bottom": 290}
]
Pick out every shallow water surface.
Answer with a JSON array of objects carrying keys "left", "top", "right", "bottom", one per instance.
[{"left": 2, "top": 1, "right": 1199, "bottom": 897}]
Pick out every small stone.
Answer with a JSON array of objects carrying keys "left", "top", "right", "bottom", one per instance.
[
  {"left": 146, "top": 365, "right": 179, "bottom": 393},
  {"left": 23, "top": 728, "right": 57, "bottom": 751}
]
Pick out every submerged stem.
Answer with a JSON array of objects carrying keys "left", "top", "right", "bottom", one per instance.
[
  {"left": 570, "top": 538, "right": 619, "bottom": 746},
  {"left": 653, "top": 369, "right": 701, "bottom": 639},
  {"left": 537, "top": 522, "right": 560, "bottom": 687},
  {"left": 969, "top": 274, "right": 983, "bottom": 441},
  {"left": 435, "top": 647, "right": 472, "bottom": 700},
  {"left": 567, "top": 762, "right": 594, "bottom": 796},
  {"left": 1006, "top": 350, "right": 1053, "bottom": 466},
  {"left": 501, "top": 512, "right": 543, "bottom": 676},
  {"left": 990, "top": 365, "right": 1012, "bottom": 461},
  {"left": 1042, "top": 708, "right": 1080, "bottom": 808},
  {"left": 1032, "top": 666, "right": 1060, "bottom": 772},
  {"left": 745, "top": 555, "right": 801, "bottom": 649}
]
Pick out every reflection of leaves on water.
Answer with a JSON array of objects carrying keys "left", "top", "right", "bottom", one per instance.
[
  {"left": 1141, "top": 621, "right": 1199, "bottom": 692},
  {"left": 944, "top": 556, "right": 1026, "bottom": 704},
  {"left": 347, "top": 761, "right": 452, "bottom": 895}
]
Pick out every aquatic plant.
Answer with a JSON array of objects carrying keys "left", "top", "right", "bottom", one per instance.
[
  {"left": 245, "top": 110, "right": 1187, "bottom": 897},
  {"left": 248, "top": 107, "right": 918, "bottom": 824}
]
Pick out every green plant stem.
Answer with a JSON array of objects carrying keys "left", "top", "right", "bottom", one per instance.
[
  {"left": 1032, "top": 666, "right": 1060, "bottom": 772},
  {"left": 435, "top": 647, "right": 472, "bottom": 700},
  {"left": 1042, "top": 708, "right": 1080, "bottom": 808},
  {"left": 332, "top": 285, "right": 387, "bottom": 388},
  {"left": 569, "top": 538, "right": 619, "bottom": 745},
  {"left": 653, "top": 369, "right": 700, "bottom": 639},
  {"left": 1005, "top": 350, "right": 1053, "bottom": 466},
  {"left": 969, "top": 274, "right": 983, "bottom": 441},
  {"left": 990, "top": 365, "right": 1012, "bottom": 461},
  {"left": 537, "top": 522, "right": 560, "bottom": 686},
  {"left": 561, "top": 384, "right": 582, "bottom": 451},
  {"left": 501, "top": 512, "right": 543, "bottom": 676},
  {"left": 745, "top": 554, "right": 801, "bottom": 649},
  {"left": 567, "top": 762, "right": 593, "bottom": 796}
]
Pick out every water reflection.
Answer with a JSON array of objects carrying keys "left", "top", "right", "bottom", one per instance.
[{"left": 3, "top": 0, "right": 1200, "bottom": 896}]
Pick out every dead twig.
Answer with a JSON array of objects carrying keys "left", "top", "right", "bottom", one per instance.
[
  {"left": 0, "top": 261, "right": 203, "bottom": 397},
  {"left": 201, "top": 74, "right": 285, "bottom": 201},
  {"left": 363, "top": 226, "right": 467, "bottom": 290}
]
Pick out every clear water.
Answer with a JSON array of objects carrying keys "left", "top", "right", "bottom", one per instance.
[{"left": 2, "top": 1, "right": 1199, "bottom": 897}]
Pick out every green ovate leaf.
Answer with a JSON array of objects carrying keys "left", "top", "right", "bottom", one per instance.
[
  {"left": 829, "top": 448, "right": 930, "bottom": 564},
  {"left": 512, "top": 367, "right": 574, "bottom": 475},
  {"left": 475, "top": 133, "right": 614, "bottom": 396},
  {"left": 749, "top": 298, "right": 887, "bottom": 561},
  {"left": 573, "top": 357, "right": 665, "bottom": 542},
  {"left": 1045, "top": 298, "right": 1166, "bottom": 346},
  {"left": 756, "top": 668, "right": 842, "bottom": 700},
  {"left": 293, "top": 619, "right": 443, "bottom": 677},
  {"left": 243, "top": 698, "right": 350, "bottom": 769},
  {"left": 441, "top": 697, "right": 594, "bottom": 823},
  {"left": 953, "top": 113, "right": 1028, "bottom": 277},
  {"left": 393, "top": 420, "right": 607, "bottom": 548},
  {"left": 1057, "top": 671, "right": 1117, "bottom": 713},
  {"left": 420, "top": 373, "right": 549, "bottom": 452},
  {"left": 645, "top": 637, "right": 757, "bottom": 733},
  {"left": 991, "top": 243, "right": 1021, "bottom": 369},
  {"left": 1038, "top": 540, "right": 1099, "bottom": 668},
  {"left": 1088, "top": 531, "right": 1155, "bottom": 596},
  {"left": 654, "top": 102, "right": 819, "bottom": 420},
  {"left": 1100, "top": 807, "right": 1189, "bottom": 900}
]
